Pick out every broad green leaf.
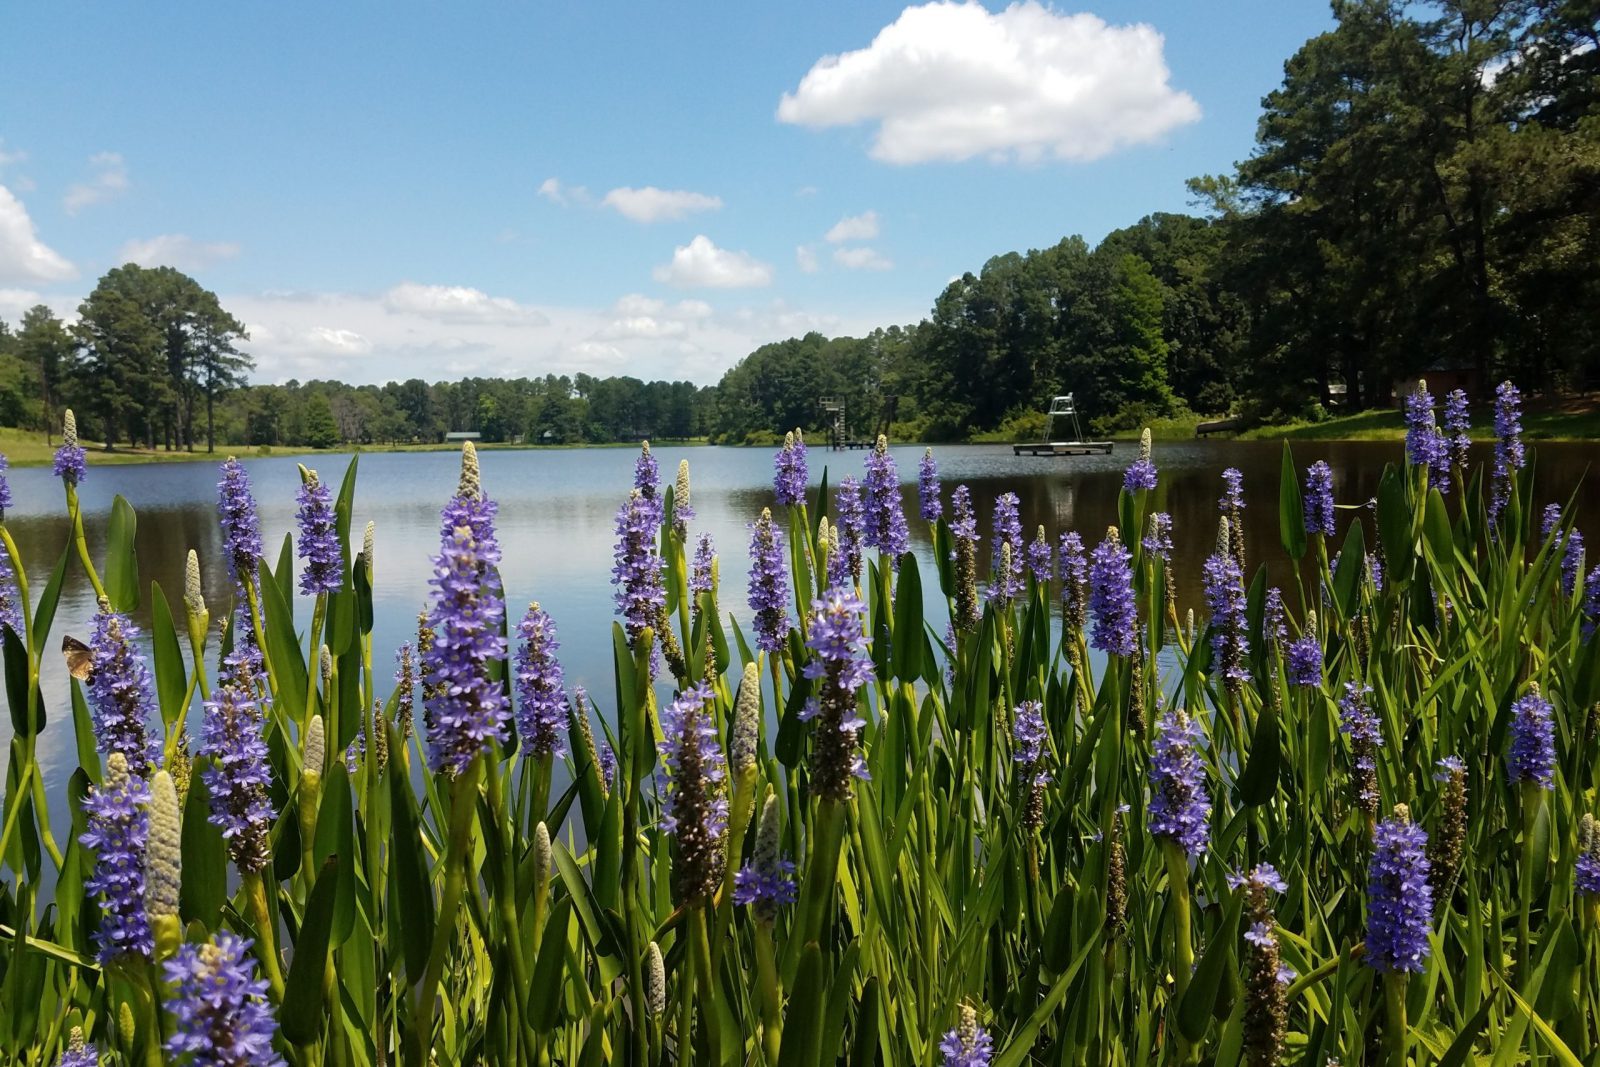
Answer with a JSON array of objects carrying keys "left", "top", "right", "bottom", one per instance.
[
  {"left": 1278, "top": 443, "right": 1306, "bottom": 560},
  {"left": 280, "top": 855, "right": 341, "bottom": 1045},
  {"left": 104, "top": 494, "right": 139, "bottom": 613},
  {"left": 179, "top": 756, "right": 227, "bottom": 927},
  {"left": 148, "top": 582, "right": 187, "bottom": 728}
]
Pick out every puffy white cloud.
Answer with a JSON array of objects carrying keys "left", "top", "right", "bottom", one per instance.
[
  {"left": 597, "top": 316, "right": 689, "bottom": 340},
  {"left": 64, "top": 152, "right": 129, "bottom": 213},
  {"left": 652, "top": 235, "right": 773, "bottom": 289},
  {"left": 119, "top": 234, "right": 241, "bottom": 271},
  {"left": 602, "top": 186, "right": 723, "bottom": 223},
  {"left": 777, "top": 1, "right": 1200, "bottom": 164},
  {"left": 825, "top": 210, "right": 879, "bottom": 243},
  {"left": 795, "top": 244, "right": 820, "bottom": 273},
  {"left": 0, "top": 185, "right": 76, "bottom": 284},
  {"left": 833, "top": 246, "right": 893, "bottom": 271},
  {"left": 537, "top": 177, "right": 590, "bottom": 206},
  {"left": 382, "top": 282, "right": 549, "bottom": 325}
]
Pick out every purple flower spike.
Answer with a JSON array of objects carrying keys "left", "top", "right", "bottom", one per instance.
[
  {"left": 1011, "top": 700, "right": 1049, "bottom": 779},
  {"left": 1443, "top": 389, "right": 1471, "bottom": 470},
  {"left": 1366, "top": 806, "right": 1433, "bottom": 973},
  {"left": 1507, "top": 686, "right": 1555, "bottom": 790},
  {"left": 1202, "top": 520, "right": 1249, "bottom": 690},
  {"left": 734, "top": 796, "right": 796, "bottom": 921},
  {"left": 163, "top": 932, "right": 286, "bottom": 1067},
  {"left": 1585, "top": 565, "right": 1600, "bottom": 637},
  {"left": 79, "top": 753, "right": 153, "bottom": 964},
  {"left": 1285, "top": 625, "right": 1322, "bottom": 687},
  {"left": 55, "top": 1033, "right": 98, "bottom": 1067},
  {"left": 690, "top": 533, "right": 716, "bottom": 597},
  {"left": 1490, "top": 381, "right": 1524, "bottom": 527},
  {"left": 1562, "top": 531, "right": 1585, "bottom": 598},
  {"left": 940, "top": 1006, "right": 993, "bottom": 1067},
  {"left": 863, "top": 436, "right": 909, "bottom": 559},
  {"left": 1263, "top": 588, "right": 1287, "bottom": 648},
  {"left": 1404, "top": 383, "right": 1450, "bottom": 491},
  {"left": 774, "top": 431, "right": 809, "bottom": 507},
  {"left": 88, "top": 609, "right": 163, "bottom": 776},
  {"left": 918, "top": 448, "right": 942, "bottom": 521},
  {"left": 0, "top": 453, "right": 11, "bottom": 518},
  {"left": 1304, "top": 462, "right": 1335, "bottom": 536},
  {"left": 1339, "top": 682, "right": 1384, "bottom": 814},
  {"left": 1142, "top": 512, "right": 1173, "bottom": 561},
  {"left": 295, "top": 471, "right": 341, "bottom": 596},
  {"left": 747, "top": 508, "right": 791, "bottom": 654},
  {"left": 803, "top": 587, "right": 875, "bottom": 800},
  {"left": 634, "top": 441, "right": 662, "bottom": 527},
  {"left": 1123, "top": 429, "right": 1157, "bottom": 491},
  {"left": 1148, "top": 708, "right": 1210, "bottom": 858},
  {"left": 200, "top": 686, "right": 275, "bottom": 873},
  {"left": 1025, "top": 527, "right": 1052, "bottom": 582},
  {"left": 1058, "top": 531, "right": 1088, "bottom": 631},
  {"left": 832, "top": 477, "right": 866, "bottom": 586},
  {"left": 612, "top": 489, "right": 665, "bottom": 673},
  {"left": 217, "top": 458, "right": 264, "bottom": 591},
  {"left": 1577, "top": 815, "right": 1600, "bottom": 895},
  {"left": 423, "top": 518, "right": 510, "bottom": 777},
  {"left": 514, "top": 603, "right": 568, "bottom": 760},
  {"left": 1220, "top": 468, "right": 1245, "bottom": 512},
  {"left": 988, "top": 493, "right": 1025, "bottom": 603},
  {"left": 53, "top": 410, "right": 87, "bottom": 486},
  {"left": 656, "top": 682, "right": 728, "bottom": 903},
  {"left": 1088, "top": 528, "right": 1136, "bottom": 656}
]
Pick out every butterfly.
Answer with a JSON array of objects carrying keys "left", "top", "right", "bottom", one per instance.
[{"left": 62, "top": 635, "right": 95, "bottom": 683}]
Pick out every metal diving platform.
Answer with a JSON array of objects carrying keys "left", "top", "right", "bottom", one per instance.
[{"left": 1012, "top": 394, "right": 1113, "bottom": 456}]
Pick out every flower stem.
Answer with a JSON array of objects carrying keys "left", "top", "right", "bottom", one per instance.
[
  {"left": 242, "top": 870, "right": 286, "bottom": 1003},
  {"left": 1383, "top": 972, "right": 1408, "bottom": 1066},
  {"left": 407, "top": 757, "right": 482, "bottom": 1067}
]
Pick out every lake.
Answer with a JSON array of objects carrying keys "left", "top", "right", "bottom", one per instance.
[{"left": 5, "top": 437, "right": 1596, "bottom": 797}]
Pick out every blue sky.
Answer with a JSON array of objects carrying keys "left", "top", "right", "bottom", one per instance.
[{"left": 0, "top": 1, "right": 1332, "bottom": 385}]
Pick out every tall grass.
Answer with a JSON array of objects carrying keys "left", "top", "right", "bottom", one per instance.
[{"left": 1, "top": 400, "right": 1597, "bottom": 1066}]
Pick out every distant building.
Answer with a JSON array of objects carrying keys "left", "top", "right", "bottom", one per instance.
[
  {"left": 444, "top": 431, "right": 482, "bottom": 442},
  {"left": 1394, "top": 359, "right": 1481, "bottom": 406}
]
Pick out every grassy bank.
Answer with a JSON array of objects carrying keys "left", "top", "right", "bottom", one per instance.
[{"left": 1238, "top": 392, "right": 1600, "bottom": 442}]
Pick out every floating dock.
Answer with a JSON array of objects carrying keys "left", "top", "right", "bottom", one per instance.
[
  {"left": 1195, "top": 417, "right": 1243, "bottom": 437},
  {"left": 1012, "top": 440, "right": 1114, "bottom": 456}
]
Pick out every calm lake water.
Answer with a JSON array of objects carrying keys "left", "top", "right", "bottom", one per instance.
[{"left": 6, "top": 438, "right": 1597, "bottom": 806}]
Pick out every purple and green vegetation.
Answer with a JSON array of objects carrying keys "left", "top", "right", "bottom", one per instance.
[{"left": 5, "top": 383, "right": 1600, "bottom": 1066}]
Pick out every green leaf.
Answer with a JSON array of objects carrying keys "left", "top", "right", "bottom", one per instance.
[
  {"left": 148, "top": 582, "right": 187, "bottom": 728},
  {"left": 3, "top": 626, "right": 39, "bottom": 738},
  {"left": 848, "top": 976, "right": 881, "bottom": 1067},
  {"left": 1331, "top": 518, "right": 1365, "bottom": 620},
  {"left": 314, "top": 761, "right": 356, "bottom": 944},
  {"left": 777, "top": 942, "right": 826, "bottom": 1067},
  {"left": 280, "top": 855, "right": 341, "bottom": 1045},
  {"left": 179, "top": 756, "right": 227, "bottom": 927},
  {"left": 1375, "top": 464, "right": 1413, "bottom": 586},
  {"left": 104, "top": 494, "right": 140, "bottom": 613},
  {"left": 890, "top": 553, "right": 924, "bottom": 682},
  {"left": 1179, "top": 890, "right": 1242, "bottom": 1042},
  {"left": 30, "top": 544, "right": 70, "bottom": 650},
  {"left": 258, "top": 558, "right": 308, "bottom": 724},
  {"left": 388, "top": 731, "right": 434, "bottom": 981},
  {"left": 1278, "top": 443, "right": 1306, "bottom": 560},
  {"left": 1236, "top": 693, "right": 1280, "bottom": 806},
  {"left": 527, "top": 899, "right": 571, "bottom": 1033}
]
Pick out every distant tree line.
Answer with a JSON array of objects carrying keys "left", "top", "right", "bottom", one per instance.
[{"left": 1, "top": 1, "right": 1593, "bottom": 448}]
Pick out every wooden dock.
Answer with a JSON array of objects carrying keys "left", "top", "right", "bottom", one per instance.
[
  {"left": 1195, "top": 417, "right": 1243, "bottom": 437},
  {"left": 1012, "top": 441, "right": 1114, "bottom": 456}
]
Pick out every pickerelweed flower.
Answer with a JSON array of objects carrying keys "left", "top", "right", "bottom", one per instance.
[
  {"left": 217, "top": 458, "right": 263, "bottom": 590},
  {"left": 950, "top": 485, "right": 980, "bottom": 630},
  {"left": 1203, "top": 518, "right": 1250, "bottom": 692},
  {"left": 1263, "top": 587, "right": 1287, "bottom": 649},
  {"left": 690, "top": 532, "right": 716, "bottom": 597},
  {"left": 424, "top": 516, "right": 510, "bottom": 777},
  {"left": 985, "top": 489, "right": 1024, "bottom": 601},
  {"left": 295, "top": 469, "right": 341, "bottom": 596},
  {"left": 1443, "top": 388, "right": 1471, "bottom": 470},
  {"left": 1304, "top": 461, "right": 1336, "bottom": 536},
  {"left": 200, "top": 686, "right": 274, "bottom": 874},
  {"left": 1142, "top": 512, "right": 1173, "bottom": 561},
  {"left": 1025, "top": 525, "right": 1052, "bottom": 583},
  {"left": 514, "top": 603, "right": 568, "bottom": 760},
  {"left": 1585, "top": 565, "right": 1600, "bottom": 637},
  {"left": 919, "top": 447, "right": 942, "bottom": 521},
  {"left": 1058, "top": 531, "right": 1088, "bottom": 633},
  {"left": 1234, "top": 863, "right": 1291, "bottom": 1064},
  {"left": 1012, "top": 700, "right": 1050, "bottom": 832},
  {"left": 88, "top": 608, "right": 162, "bottom": 776},
  {"left": 1507, "top": 685, "right": 1555, "bottom": 789},
  {"left": 1339, "top": 682, "right": 1383, "bottom": 818},
  {"left": 612, "top": 489, "right": 665, "bottom": 671},
  {"left": 163, "top": 932, "right": 286, "bottom": 1067},
  {"left": 1541, "top": 503, "right": 1563, "bottom": 539},
  {"left": 734, "top": 794, "right": 796, "bottom": 922},
  {"left": 1088, "top": 527, "right": 1136, "bottom": 656},
  {"left": 773, "top": 430, "right": 809, "bottom": 507},
  {"left": 1285, "top": 615, "right": 1322, "bottom": 687},
  {"left": 1431, "top": 756, "right": 1468, "bottom": 908},
  {"left": 940, "top": 1005, "right": 994, "bottom": 1067},
  {"left": 802, "top": 587, "right": 874, "bottom": 801},
  {"left": 0, "top": 452, "right": 11, "bottom": 519},
  {"left": 833, "top": 476, "right": 866, "bottom": 585},
  {"left": 1576, "top": 814, "right": 1600, "bottom": 895},
  {"left": 1123, "top": 428, "right": 1157, "bottom": 491},
  {"left": 747, "top": 508, "right": 791, "bottom": 654},
  {"left": 53, "top": 409, "right": 87, "bottom": 486},
  {"left": 394, "top": 642, "right": 416, "bottom": 739},
  {"left": 1148, "top": 708, "right": 1210, "bottom": 857},
  {"left": 634, "top": 440, "right": 662, "bottom": 526},
  {"left": 80, "top": 752, "right": 153, "bottom": 963},
  {"left": 1220, "top": 467, "right": 1245, "bottom": 513},
  {"left": 0, "top": 537, "right": 19, "bottom": 637},
  {"left": 1366, "top": 805, "right": 1433, "bottom": 973},
  {"left": 1562, "top": 530, "right": 1585, "bottom": 598},
  {"left": 863, "top": 435, "right": 909, "bottom": 558},
  {"left": 656, "top": 682, "right": 727, "bottom": 903},
  {"left": 1490, "top": 380, "right": 1524, "bottom": 527},
  {"left": 55, "top": 1029, "right": 97, "bottom": 1067},
  {"left": 672, "top": 459, "right": 694, "bottom": 537},
  {"left": 1368, "top": 550, "right": 1386, "bottom": 593},
  {"left": 1404, "top": 382, "right": 1450, "bottom": 491}
]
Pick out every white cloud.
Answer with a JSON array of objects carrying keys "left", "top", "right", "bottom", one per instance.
[
  {"left": 601, "top": 186, "right": 723, "bottom": 223},
  {"left": 598, "top": 316, "right": 689, "bottom": 340},
  {"left": 777, "top": 1, "right": 1201, "bottom": 164},
  {"left": 833, "top": 246, "right": 893, "bottom": 271},
  {"left": 64, "top": 152, "right": 129, "bottom": 213},
  {"left": 537, "top": 177, "right": 591, "bottom": 206},
  {"left": 0, "top": 142, "right": 25, "bottom": 174},
  {"left": 0, "top": 185, "right": 76, "bottom": 285},
  {"left": 825, "top": 210, "right": 879, "bottom": 243},
  {"left": 382, "top": 282, "right": 549, "bottom": 325},
  {"left": 652, "top": 235, "right": 773, "bottom": 289},
  {"left": 307, "top": 326, "right": 374, "bottom": 355},
  {"left": 796, "top": 244, "right": 820, "bottom": 273},
  {"left": 119, "top": 234, "right": 241, "bottom": 271}
]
